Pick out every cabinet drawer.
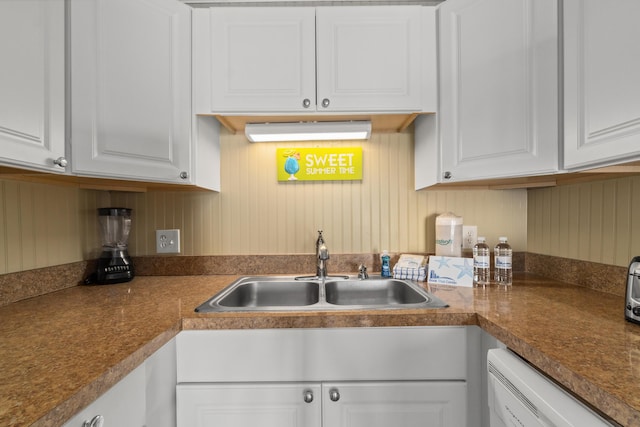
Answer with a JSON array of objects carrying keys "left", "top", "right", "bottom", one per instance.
[{"left": 177, "top": 327, "right": 467, "bottom": 382}]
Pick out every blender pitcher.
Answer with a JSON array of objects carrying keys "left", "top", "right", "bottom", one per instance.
[{"left": 90, "top": 208, "right": 134, "bottom": 284}]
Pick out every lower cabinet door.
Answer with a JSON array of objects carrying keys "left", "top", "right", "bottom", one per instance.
[
  {"left": 176, "top": 383, "right": 322, "bottom": 427},
  {"left": 61, "top": 363, "right": 146, "bottom": 427},
  {"left": 322, "top": 381, "right": 466, "bottom": 427}
]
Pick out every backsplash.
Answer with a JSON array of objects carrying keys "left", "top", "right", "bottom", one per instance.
[
  {"left": 3, "top": 129, "right": 637, "bottom": 277},
  {"left": 110, "top": 129, "right": 528, "bottom": 257},
  {"left": 0, "top": 180, "right": 106, "bottom": 274},
  {"left": 527, "top": 175, "right": 640, "bottom": 268}
]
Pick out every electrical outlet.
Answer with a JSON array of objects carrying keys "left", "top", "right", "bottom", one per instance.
[
  {"left": 462, "top": 226, "right": 478, "bottom": 249},
  {"left": 156, "top": 229, "right": 181, "bottom": 254}
]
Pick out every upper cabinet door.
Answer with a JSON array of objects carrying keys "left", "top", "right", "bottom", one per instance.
[
  {"left": 208, "top": 7, "right": 316, "bottom": 113},
  {"left": 316, "top": 6, "right": 424, "bottom": 112},
  {"left": 71, "top": 0, "right": 192, "bottom": 183},
  {"left": 438, "top": 0, "right": 559, "bottom": 182},
  {"left": 564, "top": 0, "right": 640, "bottom": 169},
  {"left": 0, "top": 0, "right": 66, "bottom": 173}
]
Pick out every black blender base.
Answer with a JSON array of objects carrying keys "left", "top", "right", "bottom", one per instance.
[
  {"left": 84, "top": 270, "right": 134, "bottom": 285},
  {"left": 86, "top": 252, "right": 135, "bottom": 285},
  {"left": 96, "top": 270, "right": 134, "bottom": 284}
]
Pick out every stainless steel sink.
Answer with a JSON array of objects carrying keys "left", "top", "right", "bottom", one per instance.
[
  {"left": 217, "top": 280, "right": 319, "bottom": 308},
  {"left": 324, "top": 279, "right": 427, "bottom": 306},
  {"left": 195, "top": 276, "right": 448, "bottom": 313}
]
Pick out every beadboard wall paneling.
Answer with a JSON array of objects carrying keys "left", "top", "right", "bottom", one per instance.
[
  {"left": 80, "top": 187, "right": 112, "bottom": 260},
  {"left": 527, "top": 176, "right": 640, "bottom": 267},
  {"left": 110, "top": 130, "right": 528, "bottom": 256},
  {"left": 0, "top": 180, "right": 98, "bottom": 275}
]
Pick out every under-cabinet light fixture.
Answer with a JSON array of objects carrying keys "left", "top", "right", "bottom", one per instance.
[{"left": 244, "top": 121, "right": 372, "bottom": 143}]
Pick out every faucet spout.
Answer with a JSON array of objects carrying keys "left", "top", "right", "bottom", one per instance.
[
  {"left": 316, "top": 230, "right": 329, "bottom": 279},
  {"left": 318, "top": 244, "right": 329, "bottom": 261}
]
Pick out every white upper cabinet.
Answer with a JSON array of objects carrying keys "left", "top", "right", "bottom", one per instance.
[
  {"left": 0, "top": 0, "right": 66, "bottom": 173},
  {"left": 194, "top": 6, "right": 435, "bottom": 114},
  {"left": 563, "top": 0, "right": 640, "bottom": 169},
  {"left": 315, "top": 7, "right": 425, "bottom": 112},
  {"left": 206, "top": 7, "right": 316, "bottom": 113},
  {"left": 70, "top": 0, "right": 194, "bottom": 184},
  {"left": 436, "top": 0, "right": 559, "bottom": 183}
]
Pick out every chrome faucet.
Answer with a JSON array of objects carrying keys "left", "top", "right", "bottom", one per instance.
[
  {"left": 358, "top": 264, "right": 369, "bottom": 280},
  {"left": 316, "top": 230, "right": 329, "bottom": 279}
]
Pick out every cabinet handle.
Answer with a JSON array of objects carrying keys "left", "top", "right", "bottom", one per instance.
[
  {"left": 303, "top": 389, "right": 314, "bottom": 403},
  {"left": 302, "top": 98, "right": 311, "bottom": 108},
  {"left": 443, "top": 171, "right": 452, "bottom": 180},
  {"left": 82, "top": 415, "right": 104, "bottom": 427},
  {"left": 53, "top": 157, "right": 68, "bottom": 168},
  {"left": 329, "top": 388, "right": 340, "bottom": 402},
  {"left": 179, "top": 171, "right": 189, "bottom": 180},
  {"left": 321, "top": 98, "right": 330, "bottom": 108}
]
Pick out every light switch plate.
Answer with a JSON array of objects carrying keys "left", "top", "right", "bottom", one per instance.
[
  {"left": 156, "top": 229, "right": 181, "bottom": 254},
  {"left": 462, "top": 226, "right": 477, "bottom": 249}
]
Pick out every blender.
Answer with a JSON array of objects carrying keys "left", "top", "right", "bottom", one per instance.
[{"left": 92, "top": 208, "right": 134, "bottom": 284}]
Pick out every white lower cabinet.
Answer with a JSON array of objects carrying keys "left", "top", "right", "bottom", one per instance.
[
  {"left": 322, "top": 381, "right": 466, "bottom": 427},
  {"left": 177, "top": 383, "right": 322, "bottom": 427},
  {"left": 62, "top": 338, "right": 176, "bottom": 427},
  {"left": 178, "top": 381, "right": 465, "bottom": 427},
  {"left": 61, "top": 363, "right": 146, "bottom": 427},
  {"left": 324, "top": 382, "right": 465, "bottom": 427},
  {"left": 176, "top": 327, "right": 469, "bottom": 427}
]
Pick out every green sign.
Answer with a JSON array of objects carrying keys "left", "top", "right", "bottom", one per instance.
[{"left": 277, "top": 147, "right": 363, "bottom": 181}]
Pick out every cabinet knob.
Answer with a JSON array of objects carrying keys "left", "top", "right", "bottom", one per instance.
[
  {"left": 82, "top": 415, "right": 104, "bottom": 427},
  {"left": 302, "top": 98, "right": 311, "bottom": 108},
  {"left": 179, "top": 171, "right": 189, "bottom": 180},
  {"left": 443, "top": 171, "right": 452, "bottom": 180},
  {"left": 53, "top": 157, "right": 68, "bottom": 168},
  {"left": 329, "top": 388, "right": 340, "bottom": 402},
  {"left": 321, "top": 98, "right": 330, "bottom": 108},
  {"left": 303, "top": 389, "right": 314, "bottom": 403}
]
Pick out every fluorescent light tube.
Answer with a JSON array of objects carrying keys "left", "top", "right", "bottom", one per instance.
[{"left": 245, "top": 121, "right": 372, "bottom": 142}]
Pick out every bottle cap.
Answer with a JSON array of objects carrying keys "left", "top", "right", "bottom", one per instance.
[
  {"left": 382, "top": 250, "right": 389, "bottom": 256},
  {"left": 477, "top": 237, "right": 486, "bottom": 242},
  {"left": 498, "top": 236, "right": 508, "bottom": 242}
]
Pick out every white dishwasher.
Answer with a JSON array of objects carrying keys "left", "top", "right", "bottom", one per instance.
[{"left": 487, "top": 348, "right": 615, "bottom": 427}]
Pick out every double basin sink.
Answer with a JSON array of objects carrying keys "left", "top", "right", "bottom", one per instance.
[{"left": 195, "top": 275, "right": 448, "bottom": 312}]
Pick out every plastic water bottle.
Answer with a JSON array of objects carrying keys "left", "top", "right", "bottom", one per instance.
[
  {"left": 494, "top": 237, "right": 512, "bottom": 286},
  {"left": 381, "top": 250, "right": 391, "bottom": 277},
  {"left": 473, "top": 237, "right": 490, "bottom": 286}
]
